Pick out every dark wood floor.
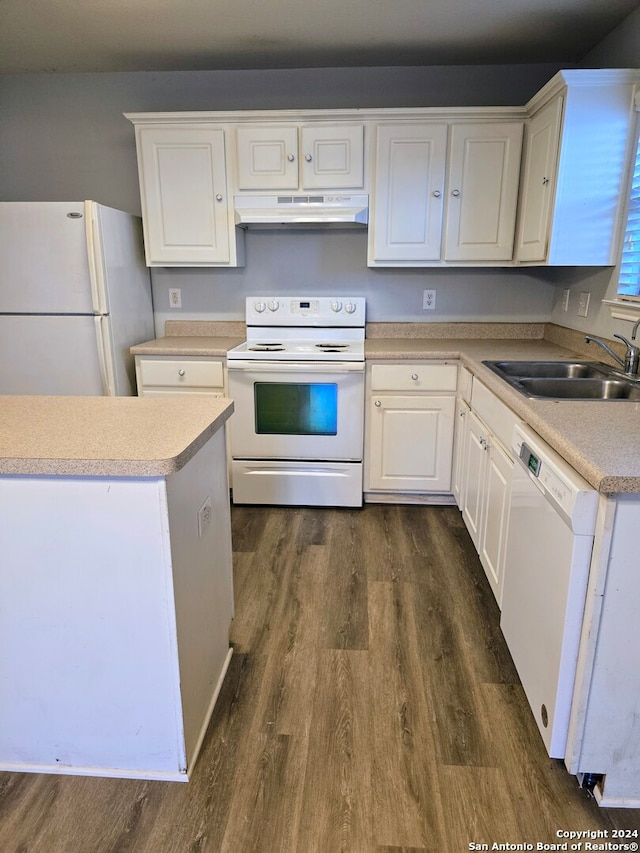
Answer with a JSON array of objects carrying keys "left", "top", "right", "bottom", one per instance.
[{"left": 1, "top": 504, "right": 639, "bottom": 852}]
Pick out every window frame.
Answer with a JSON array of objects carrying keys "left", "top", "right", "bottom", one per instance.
[{"left": 616, "top": 93, "right": 640, "bottom": 302}]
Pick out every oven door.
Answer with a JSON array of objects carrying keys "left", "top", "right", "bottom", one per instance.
[{"left": 227, "top": 361, "right": 365, "bottom": 461}]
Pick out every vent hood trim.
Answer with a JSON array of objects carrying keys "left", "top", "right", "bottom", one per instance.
[{"left": 234, "top": 194, "right": 369, "bottom": 229}]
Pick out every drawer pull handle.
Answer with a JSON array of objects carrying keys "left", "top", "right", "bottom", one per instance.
[
  {"left": 411, "top": 373, "right": 419, "bottom": 381},
  {"left": 178, "top": 369, "right": 185, "bottom": 377}
]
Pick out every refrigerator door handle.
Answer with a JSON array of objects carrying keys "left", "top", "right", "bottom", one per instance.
[
  {"left": 95, "top": 316, "right": 116, "bottom": 396},
  {"left": 86, "top": 201, "right": 108, "bottom": 314}
]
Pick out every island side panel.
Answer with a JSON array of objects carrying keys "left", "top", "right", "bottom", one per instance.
[
  {"left": 0, "top": 474, "right": 185, "bottom": 780},
  {"left": 166, "top": 426, "right": 234, "bottom": 770}
]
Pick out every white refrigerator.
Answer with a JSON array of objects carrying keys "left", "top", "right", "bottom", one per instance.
[{"left": 0, "top": 201, "right": 155, "bottom": 396}]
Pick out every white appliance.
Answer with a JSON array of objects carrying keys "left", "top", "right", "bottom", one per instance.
[
  {"left": 500, "top": 423, "right": 598, "bottom": 758},
  {"left": 227, "top": 296, "right": 366, "bottom": 507},
  {"left": 234, "top": 194, "right": 369, "bottom": 229},
  {"left": 0, "top": 201, "right": 154, "bottom": 396}
]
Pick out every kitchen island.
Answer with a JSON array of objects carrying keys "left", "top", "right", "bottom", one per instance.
[{"left": 0, "top": 395, "right": 234, "bottom": 782}]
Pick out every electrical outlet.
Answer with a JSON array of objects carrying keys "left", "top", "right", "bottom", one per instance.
[
  {"left": 562, "top": 289, "right": 570, "bottom": 312},
  {"left": 578, "top": 292, "right": 591, "bottom": 318},
  {"left": 169, "top": 288, "right": 182, "bottom": 309},
  {"left": 423, "top": 289, "right": 436, "bottom": 310},
  {"left": 197, "top": 497, "right": 212, "bottom": 537}
]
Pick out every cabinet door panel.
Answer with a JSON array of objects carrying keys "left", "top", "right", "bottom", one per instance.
[
  {"left": 515, "top": 97, "right": 563, "bottom": 262},
  {"left": 368, "top": 395, "right": 454, "bottom": 491},
  {"left": 461, "top": 409, "right": 487, "bottom": 549},
  {"left": 138, "top": 128, "right": 230, "bottom": 265},
  {"left": 371, "top": 125, "right": 447, "bottom": 261},
  {"left": 445, "top": 122, "right": 523, "bottom": 261},
  {"left": 301, "top": 125, "right": 364, "bottom": 189},
  {"left": 452, "top": 398, "right": 470, "bottom": 508},
  {"left": 479, "top": 440, "right": 513, "bottom": 606},
  {"left": 236, "top": 126, "right": 298, "bottom": 190}
]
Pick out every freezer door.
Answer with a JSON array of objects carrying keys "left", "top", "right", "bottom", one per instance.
[
  {"left": 90, "top": 204, "right": 154, "bottom": 394},
  {"left": 0, "top": 315, "right": 105, "bottom": 395},
  {"left": 0, "top": 202, "right": 96, "bottom": 314}
]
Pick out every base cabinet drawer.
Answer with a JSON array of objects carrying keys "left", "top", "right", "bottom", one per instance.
[
  {"left": 137, "top": 357, "right": 224, "bottom": 390},
  {"left": 370, "top": 363, "right": 457, "bottom": 392}
]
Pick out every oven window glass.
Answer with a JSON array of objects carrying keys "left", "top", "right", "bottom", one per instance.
[{"left": 254, "top": 382, "right": 338, "bottom": 435}]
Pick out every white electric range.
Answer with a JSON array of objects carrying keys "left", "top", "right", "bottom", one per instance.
[{"left": 227, "top": 296, "right": 366, "bottom": 507}]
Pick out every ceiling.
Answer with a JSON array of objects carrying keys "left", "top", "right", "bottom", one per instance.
[{"left": 0, "top": 0, "right": 637, "bottom": 75}]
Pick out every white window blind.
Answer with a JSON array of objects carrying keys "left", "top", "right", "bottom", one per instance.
[{"left": 618, "top": 130, "right": 640, "bottom": 298}]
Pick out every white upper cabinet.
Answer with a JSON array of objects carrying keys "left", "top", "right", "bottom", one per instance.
[
  {"left": 235, "top": 124, "right": 365, "bottom": 191},
  {"left": 126, "top": 70, "right": 640, "bottom": 268},
  {"left": 134, "top": 126, "right": 243, "bottom": 267},
  {"left": 370, "top": 124, "right": 448, "bottom": 262},
  {"left": 370, "top": 120, "right": 523, "bottom": 265},
  {"left": 444, "top": 122, "right": 523, "bottom": 262},
  {"left": 515, "top": 70, "right": 640, "bottom": 266},
  {"left": 515, "top": 96, "right": 563, "bottom": 262}
]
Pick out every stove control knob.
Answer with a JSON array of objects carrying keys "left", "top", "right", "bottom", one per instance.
[
  {"left": 344, "top": 302, "right": 357, "bottom": 314},
  {"left": 268, "top": 300, "right": 280, "bottom": 312},
  {"left": 253, "top": 301, "right": 266, "bottom": 313},
  {"left": 331, "top": 301, "right": 343, "bottom": 312}
]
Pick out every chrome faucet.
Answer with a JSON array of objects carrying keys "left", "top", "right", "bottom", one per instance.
[
  {"left": 585, "top": 333, "right": 640, "bottom": 376},
  {"left": 632, "top": 318, "right": 640, "bottom": 342}
]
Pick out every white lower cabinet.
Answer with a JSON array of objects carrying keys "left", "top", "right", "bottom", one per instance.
[
  {"left": 459, "top": 379, "right": 519, "bottom": 606},
  {"left": 365, "top": 362, "right": 457, "bottom": 500}
]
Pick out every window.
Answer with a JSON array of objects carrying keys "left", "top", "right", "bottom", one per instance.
[{"left": 617, "top": 122, "right": 640, "bottom": 299}]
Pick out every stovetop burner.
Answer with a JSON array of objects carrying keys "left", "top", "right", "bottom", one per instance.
[
  {"left": 248, "top": 343, "right": 285, "bottom": 352},
  {"left": 315, "top": 343, "right": 349, "bottom": 349}
]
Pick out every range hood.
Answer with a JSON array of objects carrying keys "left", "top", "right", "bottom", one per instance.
[{"left": 234, "top": 194, "right": 368, "bottom": 229}]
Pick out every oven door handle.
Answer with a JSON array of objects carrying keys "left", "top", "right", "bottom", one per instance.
[{"left": 227, "top": 360, "right": 365, "bottom": 373}]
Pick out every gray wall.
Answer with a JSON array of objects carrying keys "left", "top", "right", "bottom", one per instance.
[
  {"left": 0, "top": 10, "right": 638, "bottom": 335},
  {"left": 0, "top": 64, "right": 561, "bottom": 214}
]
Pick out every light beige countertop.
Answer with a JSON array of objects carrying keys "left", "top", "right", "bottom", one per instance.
[
  {"left": 129, "top": 327, "right": 640, "bottom": 494},
  {"left": 0, "top": 396, "right": 234, "bottom": 477},
  {"left": 131, "top": 335, "right": 243, "bottom": 357}
]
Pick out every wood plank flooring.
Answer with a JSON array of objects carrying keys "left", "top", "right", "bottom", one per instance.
[{"left": 1, "top": 504, "right": 639, "bottom": 852}]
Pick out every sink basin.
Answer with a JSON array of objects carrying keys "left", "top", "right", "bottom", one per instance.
[
  {"left": 482, "top": 360, "right": 640, "bottom": 400},
  {"left": 484, "top": 360, "right": 610, "bottom": 379},
  {"left": 518, "top": 377, "right": 640, "bottom": 400}
]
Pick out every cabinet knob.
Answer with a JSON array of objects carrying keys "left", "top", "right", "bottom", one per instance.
[
  {"left": 411, "top": 373, "right": 419, "bottom": 381},
  {"left": 178, "top": 369, "right": 185, "bottom": 377},
  {"left": 287, "top": 154, "right": 295, "bottom": 162},
  {"left": 375, "top": 400, "right": 382, "bottom": 407},
  {"left": 432, "top": 190, "right": 442, "bottom": 198},
  {"left": 480, "top": 437, "right": 488, "bottom": 450},
  {"left": 542, "top": 177, "right": 549, "bottom": 185},
  {"left": 216, "top": 194, "right": 223, "bottom": 202},
  {"left": 451, "top": 189, "right": 461, "bottom": 197},
  {"left": 305, "top": 154, "right": 312, "bottom": 162}
]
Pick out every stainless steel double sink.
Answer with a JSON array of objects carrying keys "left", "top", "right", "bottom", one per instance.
[{"left": 483, "top": 360, "right": 640, "bottom": 401}]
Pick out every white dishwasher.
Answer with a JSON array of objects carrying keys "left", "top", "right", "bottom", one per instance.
[{"left": 500, "top": 423, "right": 599, "bottom": 759}]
